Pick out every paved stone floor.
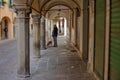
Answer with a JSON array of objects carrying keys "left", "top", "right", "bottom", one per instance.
[{"left": 0, "top": 36, "right": 95, "bottom": 80}]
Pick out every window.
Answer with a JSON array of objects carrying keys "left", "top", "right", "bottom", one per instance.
[
  {"left": 9, "top": 0, "right": 13, "bottom": 8},
  {"left": 0, "top": 0, "right": 5, "bottom": 6}
]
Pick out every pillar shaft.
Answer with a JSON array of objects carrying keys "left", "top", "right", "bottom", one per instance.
[
  {"left": 62, "top": 18, "right": 64, "bottom": 34},
  {"left": 59, "top": 19, "right": 61, "bottom": 33},
  {"left": 40, "top": 16, "right": 46, "bottom": 49},
  {"left": 16, "top": 8, "right": 30, "bottom": 77},
  {"left": 32, "top": 14, "right": 41, "bottom": 58}
]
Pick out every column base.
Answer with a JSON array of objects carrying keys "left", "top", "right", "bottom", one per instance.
[
  {"left": 33, "top": 55, "right": 41, "bottom": 58},
  {"left": 17, "top": 73, "right": 30, "bottom": 78},
  {"left": 34, "top": 51, "right": 41, "bottom": 58},
  {"left": 40, "top": 47, "right": 46, "bottom": 50}
]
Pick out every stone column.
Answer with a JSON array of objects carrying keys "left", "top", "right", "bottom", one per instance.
[
  {"left": 40, "top": 16, "right": 46, "bottom": 49},
  {"left": 32, "top": 14, "right": 41, "bottom": 58},
  {"left": 73, "top": 8, "right": 77, "bottom": 46},
  {"left": 58, "top": 19, "right": 61, "bottom": 33},
  {"left": 62, "top": 18, "right": 64, "bottom": 34},
  {"left": 16, "top": 8, "right": 31, "bottom": 77},
  {"left": 87, "top": 0, "right": 94, "bottom": 73},
  {"left": 83, "top": 0, "right": 89, "bottom": 62},
  {"left": 104, "top": 0, "right": 110, "bottom": 80}
]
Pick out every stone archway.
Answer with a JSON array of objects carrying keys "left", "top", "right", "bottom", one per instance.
[
  {"left": 0, "top": 16, "right": 12, "bottom": 40},
  {"left": 45, "top": 5, "right": 70, "bottom": 45},
  {"left": 30, "top": 0, "right": 81, "bottom": 46}
]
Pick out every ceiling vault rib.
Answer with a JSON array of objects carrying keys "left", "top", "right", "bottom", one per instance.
[
  {"left": 40, "top": 0, "right": 53, "bottom": 12},
  {"left": 26, "top": 0, "right": 28, "bottom": 4},
  {"left": 41, "top": 8, "right": 72, "bottom": 11},
  {"left": 38, "top": 0, "right": 41, "bottom": 11},
  {"left": 28, "top": 4, "right": 41, "bottom": 14},
  {"left": 30, "top": 0, "right": 34, "bottom": 5}
]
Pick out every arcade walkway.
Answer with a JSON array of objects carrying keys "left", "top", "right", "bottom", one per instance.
[{"left": 0, "top": 36, "right": 95, "bottom": 80}]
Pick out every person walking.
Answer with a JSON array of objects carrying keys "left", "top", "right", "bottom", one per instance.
[{"left": 52, "top": 25, "right": 58, "bottom": 47}]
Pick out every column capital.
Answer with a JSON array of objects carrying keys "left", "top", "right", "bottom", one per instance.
[
  {"left": 15, "top": 8, "right": 31, "bottom": 19},
  {"left": 32, "top": 14, "right": 41, "bottom": 18},
  {"left": 13, "top": 4, "right": 31, "bottom": 15},
  {"left": 32, "top": 14, "right": 41, "bottom": 23}
]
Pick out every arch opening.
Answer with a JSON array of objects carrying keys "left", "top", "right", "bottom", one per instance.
[
  {"left": 0, "top": 16, "right": 12, "bottom": 40},
  {"left": 44, "top": 5, "right": 73, "bottom": 47}
]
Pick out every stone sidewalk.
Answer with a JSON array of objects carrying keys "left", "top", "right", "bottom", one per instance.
[{"left": 0, "top": 36, "right": 95, "bottom": 80}]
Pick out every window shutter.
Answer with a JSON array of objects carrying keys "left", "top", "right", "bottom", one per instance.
[{"left": 109, "top": 0, "right": 120, "bottom": 80}]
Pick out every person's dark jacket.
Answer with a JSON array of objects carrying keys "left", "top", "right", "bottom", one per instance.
[{"left": 52, "top": 27, "right": 58, "bottom": 37}]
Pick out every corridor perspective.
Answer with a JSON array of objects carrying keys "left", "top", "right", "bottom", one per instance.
[
  {"left": 0, "top": 0, "right": 120, "bottom": 80},
  {"left": 0, "top": 36, "right": 95, "bottom": 80}
]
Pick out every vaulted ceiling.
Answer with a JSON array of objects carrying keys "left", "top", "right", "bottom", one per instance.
[
  {"left": 47, "top": 5, "right": 71, "bottom": 19},
  {"left": 31, "top": 0, "right": 80, "bottom": 14},
  {"left": 13, "top": 0, "right": 81, "bottom": 15}
]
